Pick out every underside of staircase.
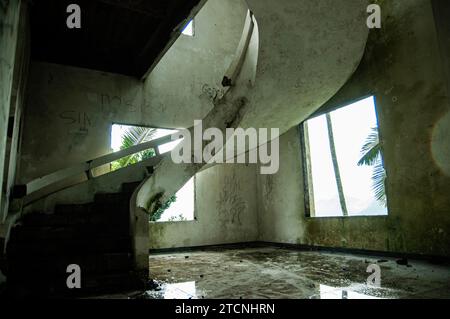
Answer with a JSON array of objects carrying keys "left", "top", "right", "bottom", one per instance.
[{"left": 5, "top": 181, "right": 146, "bottom": 298}]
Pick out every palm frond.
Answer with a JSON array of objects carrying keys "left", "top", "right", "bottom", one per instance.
[
  {"left": 121, "top": 126, "right": 157, "bottom": 166},
  {"left": 358, "top": 127, "right": 381, "bottom": 166},
  {"left": 111, "top": 126, "right": 157, "bottom": 170},
  {"left": 121, "top": 126, "right": 156, "bottom": 150},
  {"left": 372, "top": 158, "right": 387, "bottom": 206},
  {"left": 357, "top": 127, "right": 387, "bottom": 206}
]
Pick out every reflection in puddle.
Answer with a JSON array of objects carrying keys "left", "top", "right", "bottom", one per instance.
[
  {"left": 141, "top": 281, "right": 385, "bottom": 299},
  {"left": 315, "top": 284, "right": 381, "bottom": 299},
  {"left": 163, "top": 281, "right": 197, "bottom": 299},
  {"left": 142, "top": 281, "right": 200, "bottom": 299}
]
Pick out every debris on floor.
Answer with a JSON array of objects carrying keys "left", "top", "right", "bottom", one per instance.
[{"left": 146, "top": 246, "right": 450, "bottom": 299}]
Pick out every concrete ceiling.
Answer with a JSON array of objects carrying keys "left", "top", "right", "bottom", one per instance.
[{"left": 29, "top": 0, "right": 203, "bottom": 77}]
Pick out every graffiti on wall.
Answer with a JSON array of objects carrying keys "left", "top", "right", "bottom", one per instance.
[
  {"left": 98, "top": 93, "right": 150, "bottom": 114},
  {"left": 59, "top": 110, "right": 91, "bottom": 133}
]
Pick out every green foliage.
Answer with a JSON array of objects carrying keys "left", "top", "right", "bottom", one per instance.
[
  {"left": 358, "top": 127, "right": 386, "bottom": 206},
  {"left": 149, "top": 195, "right": 177, "bottom": 222},
  {"left": 372, "top": 160, "right": 386, "bottom": 206},
  {"left": 357, "top": 128, "right": 381, "bottom": 166},
  {"left": 111, "top": 126, "right": 157, "bottom": 171}
]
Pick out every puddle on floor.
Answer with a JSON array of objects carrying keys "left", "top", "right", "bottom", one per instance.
[
  {"left": 137, "top": 281, "right": 206, "bottom": 299},
  {"left": 310, "top": 284, "right": 385, "bottom": 299},
  {"left": 136, "top": 281, "right": 395, "bottom": 299}
]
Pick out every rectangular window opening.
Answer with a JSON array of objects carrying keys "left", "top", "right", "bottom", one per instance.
[
  {"left": 110, "top": 123, "right": 194, "bottom": 222},
  {"left": 301, "top": 96, "right": 388, "bottom": 218},
  {"left": 153, "top": 176, "right": 196, "bottom": 223},
  {"left": 110, "top": 123, "right": 176, "bottom": 171}
]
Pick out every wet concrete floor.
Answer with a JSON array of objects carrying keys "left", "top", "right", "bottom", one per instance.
[{"left": 102, "top": 246, "right": 450, "bottom": 299}]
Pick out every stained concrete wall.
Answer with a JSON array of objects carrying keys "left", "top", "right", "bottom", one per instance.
[
  {"left": 18, "top": 62, "right": 141, "bottom": 182},
  {"left": 149, "top": 164, "right": 258, "bottom": 249},
  {"left": 257, "top": 0, "right": 450, "bottom": 257}
]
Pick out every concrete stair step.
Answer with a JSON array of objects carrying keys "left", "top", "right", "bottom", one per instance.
[
  {"left": 94, "top": 192, "right": 132, "bottom": 204},
  {"left": 121, "top": 181, "right": 141, "bottom": 194},
  {"left": 6, "top": 270, "right": 144, "bottom": 298},
  {"left": 7, "top": 236, "right": 131, "bottom": 256},
  {"left": 21, "top": 208, "right": 129, "bottom": 227},
  {"left": 53, "top": 203, "right": 93, "bottom": 216},
  {"left": 9, "top": 223, "right": 130, "bottom": 242},
  {"left": 7, "top": 252, "right": 133, "bottom": 275}
]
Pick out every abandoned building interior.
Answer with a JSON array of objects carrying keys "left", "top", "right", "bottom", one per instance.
[{"left": 0, "top": 0, "right": 450, "bottom": 299}]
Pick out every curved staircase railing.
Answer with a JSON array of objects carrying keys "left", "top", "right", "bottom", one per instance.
[{"left": 19, "top": 133, "right": 181, "bottom": 211}]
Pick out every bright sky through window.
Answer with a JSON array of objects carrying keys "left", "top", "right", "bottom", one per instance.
[
  {"left": 111, "top": 124, "right": 194, "bottom": 222},
  {"left": 111, "top": 124, "right": 176, "bottom": 152},
  {"left": 304, "top": 96, "right": 387, "bottom": 217},
  {"left": 158, "top": 177, "right": 195, "bottom": 222},
  {"left": 182, "top": 20, "right": 194, "bottom": 36}
]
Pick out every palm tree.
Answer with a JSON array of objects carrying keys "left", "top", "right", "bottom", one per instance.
[
  {"left": 326, "top": 113, "right": 348, "bottom": 216},
  {"left": 111, "top": 126, "right": 157, "bottom": 170},
  {"left": 358, "top": 127, "right": 386, "bottom": 206}
]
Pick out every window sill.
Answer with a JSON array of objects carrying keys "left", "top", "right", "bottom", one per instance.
[
  {"left": 149, "top": 219, "right": 198, "bottom": 225},
  {"left": 305, "top": 215, "right": 388, "bottom": 220}
]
